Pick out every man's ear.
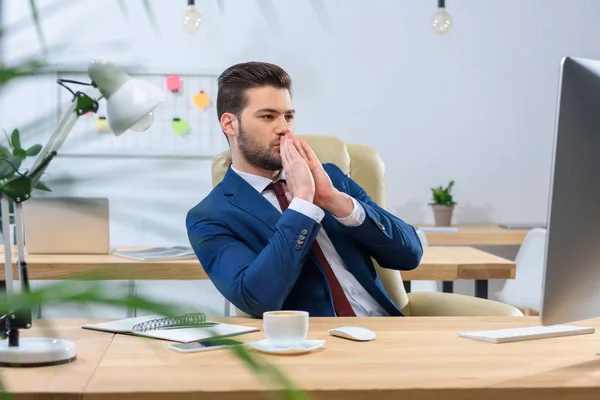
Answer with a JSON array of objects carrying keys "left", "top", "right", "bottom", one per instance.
[{"left": 220, "top": 113, "right": 237, "bottom": 141}]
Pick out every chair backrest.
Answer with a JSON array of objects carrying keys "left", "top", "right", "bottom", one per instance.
[
  {"left": 211, "top": 134, "right": 410, "bottom": 316},
  {"left": 494, "top": 228, "right": 547, "bottom": 311}
]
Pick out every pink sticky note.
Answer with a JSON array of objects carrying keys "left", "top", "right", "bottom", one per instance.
[{"left": 166, "top": 75, "right": 182, "bottom": 92}]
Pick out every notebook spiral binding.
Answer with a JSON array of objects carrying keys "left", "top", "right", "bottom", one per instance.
[{"left": 131, "top": 312, "right": 208, "bottom": 332}]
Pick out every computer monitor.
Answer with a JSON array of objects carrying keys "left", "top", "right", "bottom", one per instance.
[{"left": 540, "top": 56, "right": 600, "bottom": 326}]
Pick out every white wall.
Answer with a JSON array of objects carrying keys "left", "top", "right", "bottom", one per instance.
[{"left": 1, "top": 0, "right": 599, "bottom": 316}]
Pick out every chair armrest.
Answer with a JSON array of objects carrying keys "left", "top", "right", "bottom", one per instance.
[{"left": 404, "top": 292, "right": 525, "bottom": 317}]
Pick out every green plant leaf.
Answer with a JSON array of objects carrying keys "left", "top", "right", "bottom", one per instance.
[
  {"left": 0, "top": 146, "right": 10, "bottom": 158},
  {"left": 0, "top": 155, "right": 22, "bottom": 180},
  {"left": 10, "top": 129, "right": 21, "bottom": 151},
  {"left": 26, "top": 144, "right": 42, "bottom": 156},
  {"left": 0, "top": 58, "right": 45, "bottom": 87},
  {"left": 13, "top": 148, "right": 27, "bottom": 159},
  {"left": 34, "top": 180, "right": 51, "bottom": 192}
]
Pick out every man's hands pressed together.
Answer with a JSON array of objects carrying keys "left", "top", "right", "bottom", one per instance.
[
  {"left": 280, "top": 133, "right": 315, "bottom": 204},
  {"left": 280, "top": 133, "right": 354, "bottom": 218}
]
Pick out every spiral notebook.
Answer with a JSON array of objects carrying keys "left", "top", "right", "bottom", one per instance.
[{"left": 82, "top": 313, "right": 259, "bottom": 343}]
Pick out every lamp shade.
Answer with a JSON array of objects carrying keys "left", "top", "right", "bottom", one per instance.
[{"left": 88, "top": 59, "right": 164, "bottom": 135}]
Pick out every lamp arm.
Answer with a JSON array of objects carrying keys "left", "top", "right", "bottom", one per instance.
[
  {"left": 26, "top": 100, "right": 80, "bottom": 184},
  {"left": 28, "top": 92, "right": 99, "bottom": 187}
]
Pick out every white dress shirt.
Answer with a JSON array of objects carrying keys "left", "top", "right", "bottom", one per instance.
[{"left": 232, "top": 166, "right": 389, "bottom": 316}]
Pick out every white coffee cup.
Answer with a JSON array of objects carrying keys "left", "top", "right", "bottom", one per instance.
[{"left": 263, "top": 310, "right": 309, "bottom": 347}]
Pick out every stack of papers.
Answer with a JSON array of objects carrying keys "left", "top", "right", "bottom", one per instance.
[{"left": 111, "top": 246, "right": 196, "bottom": 261}]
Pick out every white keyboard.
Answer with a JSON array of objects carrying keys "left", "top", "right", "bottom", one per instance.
[{"left": 459, "top": 324, "right": 595, "bottom": 343}]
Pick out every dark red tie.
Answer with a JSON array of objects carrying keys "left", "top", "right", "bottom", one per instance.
[{"left": 267, "top": 181, "right": 356, "bottom": 317}]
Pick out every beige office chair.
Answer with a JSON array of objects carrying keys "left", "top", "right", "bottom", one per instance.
[{"left": 211, "top": 134, "right": 523, "bottom": 317}]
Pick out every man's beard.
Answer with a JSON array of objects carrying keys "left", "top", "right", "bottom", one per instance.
[{"left": 238, "top": 125, "right": 282, "bottom": 171}]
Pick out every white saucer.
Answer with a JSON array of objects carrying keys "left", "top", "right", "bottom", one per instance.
[{"left": 246, "top": 339, "right": 325, "bottom": 355}]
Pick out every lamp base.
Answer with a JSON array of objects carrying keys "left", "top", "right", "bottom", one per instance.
[{"left": 0, "top": 338, "right": 77, "bottom": 367}]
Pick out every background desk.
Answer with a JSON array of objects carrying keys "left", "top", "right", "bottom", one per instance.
[
  {"left": 403, "top": 246, "right": 515, "bottom": 298},
  {"left": 0, "top": 246, "right": 514, "bottom": 298},
  {"left": 418, "top": 224, "right": 529, "bottom": 246},
  {"left": 2, "top": 316, "right": 600, "bottom": 399}
]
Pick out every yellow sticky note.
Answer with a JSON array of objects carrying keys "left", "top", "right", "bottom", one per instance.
[
  {"left": 193, "top": 90, "right": 212, "bottom": 110},
  {"left": 94, "top": 116, "right": 109, "bottom": 132},
  {"left": 171, "top": 118, "right": 190, "bottom": 136}
]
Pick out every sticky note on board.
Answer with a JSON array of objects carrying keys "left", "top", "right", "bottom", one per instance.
[
  {"left": 171, "top": 118, "right": 190, "bottom": 135},
  {"left": 94, "top": 116, "right": 109, "bottom": 132},
  {"left": 166, "top": 75, "right": 182, "bottom": 93},
  {"left": 193, "top": 90, "right": 212, "bottom": 109}
]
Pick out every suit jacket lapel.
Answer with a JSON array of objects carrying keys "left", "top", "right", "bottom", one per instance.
[{"left": 221, "top": 166, "right": 281, "bottom": 232}]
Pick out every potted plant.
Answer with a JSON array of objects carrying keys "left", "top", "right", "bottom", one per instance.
[{"left": 430, "top": 180, "right": 456, "bottom": 226}]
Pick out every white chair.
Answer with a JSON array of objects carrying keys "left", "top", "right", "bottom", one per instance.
[
  {"left": 409, "top": 229, "right": 440, "bottom": 292},
  {"left": 494, "top": 228, "right": 547, "bottom": 313}
]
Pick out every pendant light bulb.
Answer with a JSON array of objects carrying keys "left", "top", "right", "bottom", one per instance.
[
  {"left": 431, "top": 0, "right": 452, "bottom": 35},
  {"left": 182, "top": 0, "right": 203, "bottom": 33}
]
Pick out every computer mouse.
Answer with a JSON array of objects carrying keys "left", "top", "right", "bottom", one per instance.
[{"left": 328, "top": 326, "right": 376, "bottom": 342}]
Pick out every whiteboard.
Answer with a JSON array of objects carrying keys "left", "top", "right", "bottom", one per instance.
[{"left": 55, "top": 68, "right": 228, "bottom": 157}]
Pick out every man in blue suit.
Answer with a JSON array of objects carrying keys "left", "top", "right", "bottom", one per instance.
[{"left": 186, "top": 61, "right": 423, "bottom": 318}]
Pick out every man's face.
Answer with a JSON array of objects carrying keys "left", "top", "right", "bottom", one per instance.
[{"left": 234, "top": 86, "right": 295, "bottom": 171}]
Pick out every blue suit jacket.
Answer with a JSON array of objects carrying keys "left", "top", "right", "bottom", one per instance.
[{"left": 186, "top": 163, "right": 423, "bottom": 318}]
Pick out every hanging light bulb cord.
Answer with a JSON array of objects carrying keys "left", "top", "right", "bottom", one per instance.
[
  {"left": 188, "top": 0, "right": 195, "bottom": 5},
  {"left": 56, "top": 78, "right": 96, "bottom": 98},
  {"left": 438, "top": 0, "right": 445, "bottom": 7}
]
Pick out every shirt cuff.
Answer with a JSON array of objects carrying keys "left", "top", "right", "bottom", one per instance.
[
  {"left": 334, "top": 197, "right": 365, "bottom": 226},
  {"left": 288, "top": 198, "right": 325, "bottom": 223}
]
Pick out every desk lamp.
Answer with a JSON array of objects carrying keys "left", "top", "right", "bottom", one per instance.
[{"left": 0, "top": 59, "right": 164, "bottom": 367}]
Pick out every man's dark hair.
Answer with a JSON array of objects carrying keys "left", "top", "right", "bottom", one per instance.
[{"left": 216, "top": 61, "right": 292, "bottom": 124}]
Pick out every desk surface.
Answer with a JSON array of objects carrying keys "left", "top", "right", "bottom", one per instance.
[
  {"left": 417, "top": 224, "right": 529, "bottom": 246},
  {"left": 0, "top": 246, "right": 515, "bottom": 281},
  {"left": 3, "top": 316, "right": 600, "bottom": 400},
  {"left": 0, "top": 319, "right": 113, "bottom": 399}
]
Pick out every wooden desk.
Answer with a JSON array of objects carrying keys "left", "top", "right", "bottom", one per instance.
[
  {"left": 0, "top": 247, "right": 514, "bottom": 297},
  {"left": 4, "top": 316, "right": 600, "bottom": 399},
  {"left": 418, "top": 224, "right": 529, "bottom": 246}
]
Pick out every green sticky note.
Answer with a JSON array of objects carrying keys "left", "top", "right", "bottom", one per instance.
[{"left": 171, "top": 118, "right": 190, "bottom": 135}]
